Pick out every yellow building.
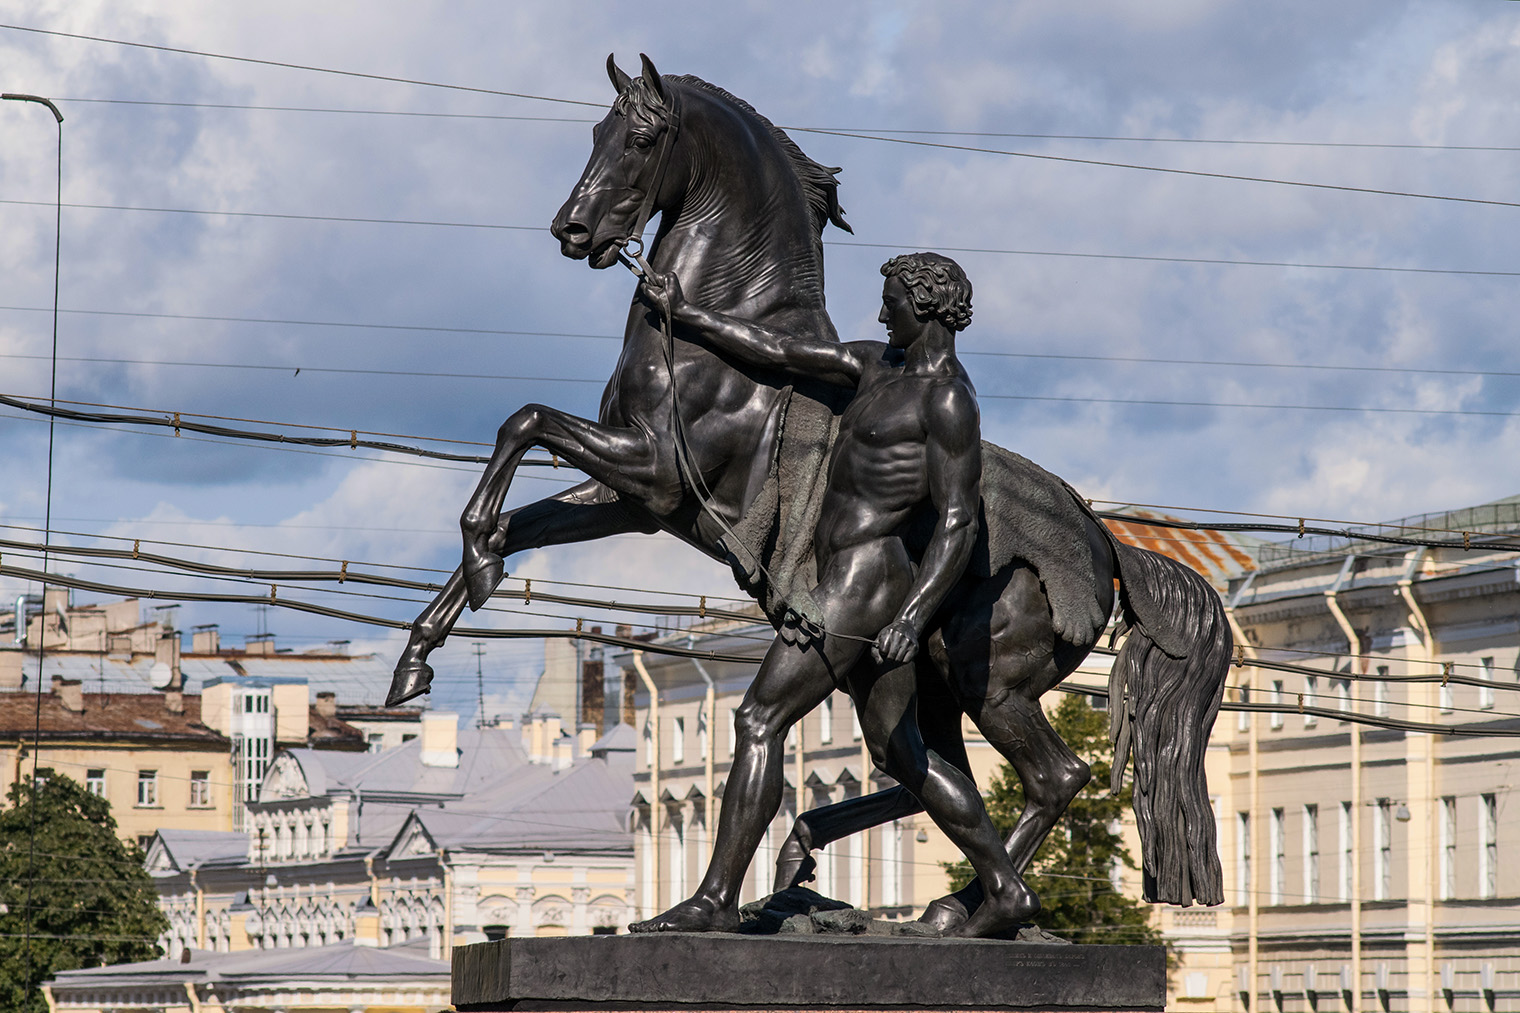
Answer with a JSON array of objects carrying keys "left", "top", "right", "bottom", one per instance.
[{"left": 1, "top": 593, "right": 419, "bottom": 847}]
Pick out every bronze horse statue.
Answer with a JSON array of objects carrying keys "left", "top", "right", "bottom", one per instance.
[{"left": 387, "top": 54, "right": 1229, "bottom": 928}]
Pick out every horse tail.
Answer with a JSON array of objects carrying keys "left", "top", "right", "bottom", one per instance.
[{"left": 1107, "top": 541, "right": 1231, "bottom": 907}]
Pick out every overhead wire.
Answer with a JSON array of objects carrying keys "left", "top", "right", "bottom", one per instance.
[
  {"left": 0, "top": 23, "right": 605, "bottom": 108},
  {"left": 54, "top": 96, "right": 1520, "bottom": 152},
  {"left": 3, "top": 23, "right": 1514, "bottom": 208},
  {"left": 7, "top": 303, "right": 1520, "bottom": 381},
  {"left": 4, "top": 198, "right": 1515, "bottom": 280}
]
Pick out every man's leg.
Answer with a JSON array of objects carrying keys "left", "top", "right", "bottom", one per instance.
[
  {"left": 847, "top": 656, "right": 1038, "bottom": 938},
  {"left": 629, "top": 633, "right": 849, "bottom": 932}
]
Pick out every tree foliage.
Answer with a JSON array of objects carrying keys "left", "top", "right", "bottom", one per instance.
[
  {"left": 0, "top": 769, "right": 168, "bottom": 1013},
  {"left": 947, "top": 694, "right": 1165, "bottom": 948}
]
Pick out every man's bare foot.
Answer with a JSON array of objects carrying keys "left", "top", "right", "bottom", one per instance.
[
  {"left": 919, "top": 879, "right": 982, "bottom": 933},
  {"left": 628, "top": 896, "right": 740, "bottom": 933},
  {"left": 945, "top": 879, "right": 1038, "bottom": 939}
]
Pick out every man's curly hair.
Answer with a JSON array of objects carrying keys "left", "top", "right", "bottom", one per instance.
[{"left": 881, "top": 252, "right": 973, "bottom": 332}]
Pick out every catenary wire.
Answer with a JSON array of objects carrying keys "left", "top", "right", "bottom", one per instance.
[
  {"left": 8, "top": 303, "right": 1520, "bottom": 381},
  {"left": 55, "top": 96, "right": 1520, "bottom": 152},
  {"left": 0, "top": 23, "right": 605, "bottom": 108},
  {"left": 4, "top": 199, "right": 1516, "bottom": 280},
  {"left": 2, "top": 25, "right": 1511, "bottom": 207}
]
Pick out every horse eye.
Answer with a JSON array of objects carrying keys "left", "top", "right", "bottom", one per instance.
[{"left": 630, "top": 135, "right": 654, "bottom": 150}]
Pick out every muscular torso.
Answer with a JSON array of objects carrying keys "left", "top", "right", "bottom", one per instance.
[{"left": 813, "top": 350, "right": 977, "bottom": 570}]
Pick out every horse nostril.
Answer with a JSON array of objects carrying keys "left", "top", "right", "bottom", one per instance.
[{"left": 556, "top": 221, "right": 592, "bottom": 246}]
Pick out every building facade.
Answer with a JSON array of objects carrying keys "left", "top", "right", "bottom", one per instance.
[
  {"left": 145, "top": 712, "right": 636, "bottom": 962},
  {"left": 1215, "top": 499, "right": 1520, "bottom": 1013}
]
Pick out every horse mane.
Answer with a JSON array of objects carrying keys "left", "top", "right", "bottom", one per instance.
[{"left": 667, "top": 74, "right": 853, "bottom": 239}]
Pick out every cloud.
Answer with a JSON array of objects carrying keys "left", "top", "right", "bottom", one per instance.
[{"left": 1, "top": 2, "right": 1519, "bottom": 675}]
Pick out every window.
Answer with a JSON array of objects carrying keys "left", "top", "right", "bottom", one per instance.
[
  {"left": 1303, "top": 804, "right": 1319, "bottom": 903},
  {"left": 698, "top": 708, "right": 709, "bottom": 762},
  {"left": 234, "top": 734, "right": 271, "bottom": 804},
  {"left": 1440, "top": 675, "right": 1454, "bottom": 714},
  {"left": 786, "top": 722, "right": 798, "bottom": 750},
  {"left": 1374, "top": 667, "right": 1390, "bottom": 717},
  {"left": 1339, "top": 801, "right": 1353, "bottom": 902},
  {"left": 85, "top": 769, "right": 105, "bottom": 797},
  {"left": 819, "top": 696, "right": 833, "bottom": 745},
  {"left": 1237, "top": 683, "right": 1251, "bottom": 732},
  {"left": 1270, "top": 808, "right": 1285, "bottom": 905},
  {"left": 401, "top": 733, "right": 417, "bottom": 743},
  {"left": 851, "top": 704, "right": 862, "bottom": 742},
  {"left": 1480, "top": 657, "right": 1496, "bottom": 710},
  {"left": 189, "top": 770, "right": 210, "bottom": 808},
  {"left": 1303, "top": 676, "right": 1318, "bottom": 728},
  {"left": 366, "top": 732, "right": 384, "bottom": 752},
  {"left": 137, "top": 834, "right": 154, "bottom": 852},
  {"left": 136, "top": 770, "right": 159, "bottom": 807},
  {"left": 1333, "top": 678, "right": 1351, "bottom": 718},
  {"left": 1237, "top": 811, "right": 1252, "bottom": 906},
  {"left": 643, "top": 723, "right": 654, "bottom": 767},
  {"left": 1270, "top": 681, "right": 1284, "bottom": 730},
  {"left": 1481, "top": 794, "right": 1498, "bottom": 899},
  {"left": 1439, "top": 796, "right": 1456, "bottom": 900},
  {"left": 672, "top": 716, "right": 685, "bottom": 765},
  {"left": 1374, "top": 800, "right": 1392, "bottom": 901}
]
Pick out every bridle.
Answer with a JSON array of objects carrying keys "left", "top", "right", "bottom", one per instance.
[{"left": 614, "top": 86, "right": 681, "bottom": 278}]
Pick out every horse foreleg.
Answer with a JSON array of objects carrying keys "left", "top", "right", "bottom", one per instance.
[
  {"left": 388, "top": 481, "right": 658, "bottom": 706},
  {"left": 459, "top": 404, "right": 664, "bottom": 610}
]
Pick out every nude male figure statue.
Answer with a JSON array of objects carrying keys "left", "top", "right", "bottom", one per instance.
[{"left": 630, "top": 253, "right": 1035, "bottom": 939}]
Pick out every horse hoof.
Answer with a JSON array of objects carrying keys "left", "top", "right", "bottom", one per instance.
[
  {"left": 464, "top": 552, "right": 505, "bottom": 611},
  {"left": 387, "top": 661, "right": 435, "bottom": 706}
]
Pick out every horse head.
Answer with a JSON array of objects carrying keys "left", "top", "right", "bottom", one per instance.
[{"left": 551, "top": 54, "right": 681, "bottom": 270}]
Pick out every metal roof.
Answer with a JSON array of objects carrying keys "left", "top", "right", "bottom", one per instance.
[{"left": 1102, "top": 506, "right": 1261, "bottom": 592}]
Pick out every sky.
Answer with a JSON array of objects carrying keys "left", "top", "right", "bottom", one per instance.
[{"left": 1, "top": 2, "right": 1518, "bottom": 716}]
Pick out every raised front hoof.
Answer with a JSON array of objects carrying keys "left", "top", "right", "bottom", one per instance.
[
  {"left": 386, "top": 660, "right": 435, "bottom": 707},
  {"left": 628, "top": 897, "right": 739, "bottom": 934},
  {"left": 463, "top": 552, "right": 505, "bottom": 611}
]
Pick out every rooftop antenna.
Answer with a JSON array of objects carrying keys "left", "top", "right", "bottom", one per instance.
[{"left": 473, "top": 642, "right": 488, "bottom": 728}]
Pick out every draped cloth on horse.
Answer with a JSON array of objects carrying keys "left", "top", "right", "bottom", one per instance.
[{"left": 716, "top": 389, "right": 1112, "bottom": 646}]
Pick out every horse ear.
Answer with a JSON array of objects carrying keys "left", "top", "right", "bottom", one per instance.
[
  {"left": 639, "top": 53, "right": 666, "bottom": 104},
  {"left": 607, "top": 54, "right": 632, "bottom": 94}
]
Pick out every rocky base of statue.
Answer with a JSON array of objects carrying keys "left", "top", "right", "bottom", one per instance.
[
  {"left": 452, "top": 911, "right": 1162, "bottom": 1012},
  {"left": 737, "top": 886, "right": 1066, "bottom": 942}
]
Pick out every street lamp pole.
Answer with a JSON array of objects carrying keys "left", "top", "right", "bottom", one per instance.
[{"left": 4, "top": 90, "right": 63, "bottom": 1013}]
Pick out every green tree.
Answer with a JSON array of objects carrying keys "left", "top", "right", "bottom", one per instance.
[
  {"left": 0, "top": 769, "right": 168, "bottom": 1013},
  {"left": 946, "top": 694, "right": 1166, "bottom": 948}
]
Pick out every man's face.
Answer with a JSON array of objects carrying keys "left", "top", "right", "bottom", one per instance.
[{"left": 879, "top": 274, "right": 922, "bottom": 349}]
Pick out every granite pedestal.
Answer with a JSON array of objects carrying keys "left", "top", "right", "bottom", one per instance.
[{"left": 452, "top": 935, "right": 1165, "bottom": 1012}]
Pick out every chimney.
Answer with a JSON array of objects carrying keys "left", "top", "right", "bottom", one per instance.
[
  {"left": 315, "top": 692, "right": 337, "bottom": 719},
  {"left": 244, "top": 634, "right": 275, "bottom": 656},
  {"left": 164, "top": 689, "right": 184, "bottom": 714},
  {"left": 419, "top": 712, "right": 459, "bottom": 768},
  {"left": 52, "top": 675, "right": 83, "bottom": 713},
  {"left": 191, "top": 624, "right": 220, "bottom": 655},
  {"left": 155, "top": 631, "right": 182, "bottom": 690}
]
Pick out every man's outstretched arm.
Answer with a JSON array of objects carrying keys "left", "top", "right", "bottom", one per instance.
[
  {"left": 640, "top": 271, "right": 867, "bottom": 389},
  {"left": 875, "top": 383, "right": 982, "bottom": 663}
]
